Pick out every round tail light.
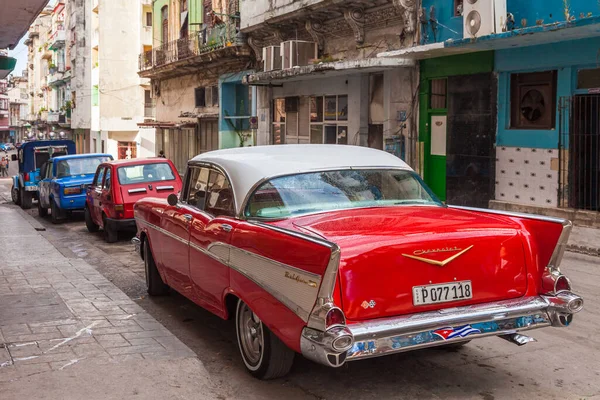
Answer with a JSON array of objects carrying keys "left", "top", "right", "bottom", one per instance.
[
  {"left": 326, "top": 307, "right": 345, "bottom": 328},
  {"left": 555, "top": 275, "right": 571, "bottom": 293}
]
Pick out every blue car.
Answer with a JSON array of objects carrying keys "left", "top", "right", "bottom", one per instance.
[
  {"left": 38, "top": 153, "right": 113, "bottom": 223},
  {"left": 11, "top": 140, "right": 76, "bottom": 209}
]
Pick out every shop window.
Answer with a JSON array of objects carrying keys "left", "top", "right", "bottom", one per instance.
[
  {"left": 577, "top": 68, "right": 600, "bottom": 90},
  {"left": 510, "top": 71, "right": 557, "bottom": 130},
  {"left": 429, "top": 79, "right": 447, "bottom": 109},
  {"left": 309, "top": 95, "right": 348, "bottom": 145}
]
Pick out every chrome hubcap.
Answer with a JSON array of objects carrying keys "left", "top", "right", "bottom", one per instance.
[{"left": 238, "top": 303, "right": 263, "bottom": 366}]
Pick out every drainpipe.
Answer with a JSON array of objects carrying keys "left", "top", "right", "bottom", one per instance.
[{"left": 251, "top": 85, "right": 257, "bottom": 146}]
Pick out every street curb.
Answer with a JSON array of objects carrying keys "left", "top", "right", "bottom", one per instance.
[
  {"left": 12, "top": 203, "right": 47, "bottom": 232},
  {"left": 567, "top": 244, "right": 600, "bottom": 258}
]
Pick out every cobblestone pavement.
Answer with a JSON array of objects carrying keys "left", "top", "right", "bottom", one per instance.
[
  {"left": 0, "top": 200, "right": 216, "bottom": 399},
  {"left": 0, "top": 176, "right": 599, "bottom": 400}
]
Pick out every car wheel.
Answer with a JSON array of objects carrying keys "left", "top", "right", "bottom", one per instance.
[
  {"left": 20, "top": 188, "right": 32, "bottom": 209},
  {"left": 38, "top": 199, "right": 48, "bottom": 217},
  {"left": 85, "top": 207, "right": 99, "bottom": 233},
  {"left": 102, "top": 214, "right": 118, "bottom": 243},
  {"left": 144, "top": 239, "right": 169, "bottom": 296},
  {"left": 51, "top": 201, "right": 62, "bottom": 224},
  {"left": 235, "top": 300, "right": 295, "bottom": 380},
  {"left": 11, "top": 185, "right": 20, "bottom": 205}
]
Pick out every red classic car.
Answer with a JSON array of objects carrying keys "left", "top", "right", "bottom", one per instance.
[
  {"left": 86, "top": 158, "right": 182, "bottom": 243},
  {"left": 132, "top": 145, "right": 583, "bottom": 380}
]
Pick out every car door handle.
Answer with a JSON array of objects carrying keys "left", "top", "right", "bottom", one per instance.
[
  {"left": 183, "top": 214, "right": 192, "bottom": 222},
  {"left": 220, "top": 224, "right": 233, "bottom": 233}
]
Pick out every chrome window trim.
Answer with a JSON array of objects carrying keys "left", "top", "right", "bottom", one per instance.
[
  {"left": 239, "top": 167, "right": 436, "bottom": 220},
  {"left": 187, "top": 161, "right": 239, "bottom": 214},
  {"left": 128, "top": 188, "right": 147, "bottom": 194}
]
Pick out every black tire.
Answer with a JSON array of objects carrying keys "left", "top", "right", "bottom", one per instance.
[
  {"left": 11, "top": 185, "right": 20, "bottom": 205},
  {"left": 102, "top": 214, "right": 118, "bottom": 243},
  {"left": 38, "top": 199, "right": 48, "bottom": 217},
  {"left": 235, "top": 300, "right": 295, "bottom": 380},
  {"left": 20, "top": 188, "right": 32, "bottom": 209},
  {"left": 144, "top": 239, "right": 168, "bottom": 296},
  {"left": 51, "top": 200, "right": 62, "bottom": 224},
  {"left": 85, "top": 207, "right": 99, "bottom": 233}
]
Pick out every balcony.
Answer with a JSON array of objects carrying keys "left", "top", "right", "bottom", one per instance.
[
  {"left": 144, "top": 102, "right": 156, "bottom": 118},
  {"left": 138, "top": 22, "right": 252, "bottom": 79},
  {"left": 49, "top": 28, "right": 66, "bottom": 50},
  {"left": 142, "top": 26, "right": 152, "bottom": 46},
  {"left": 48, "top": 111, "right": 68, "bottom": 124}
]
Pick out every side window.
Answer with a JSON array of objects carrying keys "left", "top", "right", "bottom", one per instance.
[
  {"left": 94, "top": 167, "right": 105, "bottom": 187},
  {"left": 103, "top": 168, "right": 112, "bottom": 191},
  {"left": 47, "top": 162, "right": 54, "bottom": 179},
  {"left": 205, "top": 170, "right": 234, "bottom": 217},
  {"left": 40, "top": 162, "right": 49, "bottom": 179},
  {"left": 185, "top": 167, "right": 210, "bottom": 209}
]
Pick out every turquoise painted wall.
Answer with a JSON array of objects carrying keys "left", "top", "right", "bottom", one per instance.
[
  {"left": 219, "top": 71, "right": 254, "bottom": 149},
  {"left": 423, "top": 0, "right": 600, "bottom": 43},
  {"left": 495, "top": 37, "right": 600, "bottom": 149}
]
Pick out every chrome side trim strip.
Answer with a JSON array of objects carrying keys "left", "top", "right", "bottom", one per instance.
[
  {"left": 449, "top": 205, "right": 568, "bottom": 224},
  {"left": 135, "top": 217, "right": 322, "bottom": 322},
  {"left": 129, "top": 188, "right": 147, "bottom": 194},
  {"left": 250, "top": 221, "right": 341, "bottom": 331}
]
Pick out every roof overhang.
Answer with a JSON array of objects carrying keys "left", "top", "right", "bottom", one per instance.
[
  {"left": 378, "top": 16, "right": 600, "bottom": 60},
  {"left": 243, "top": 57, "right": 415, "bottom": 86},
  {"left": 0, "top": 56, "right": 18, "bottom": 79},
  {"left": 0, "top": 0, "right": 50, "bottom": 49}
]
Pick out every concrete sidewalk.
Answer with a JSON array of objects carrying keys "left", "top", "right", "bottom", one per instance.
[{"left": 0, "top": 204, "right": 216, "bottom": 399}]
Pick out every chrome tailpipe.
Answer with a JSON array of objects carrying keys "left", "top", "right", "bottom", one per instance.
[
  {"left": 543, "top": 291, "right": 584, "bottom": 327},
  {"left": 500, "top": 333, "right": 537, "bottom": 346}
]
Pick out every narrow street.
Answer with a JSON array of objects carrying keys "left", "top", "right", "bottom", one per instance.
[{"left": 1, "top": 168, "right": 598, "bottom": 400}]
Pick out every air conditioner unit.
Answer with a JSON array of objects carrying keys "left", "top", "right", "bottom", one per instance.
[
  {"left": 263, "top": 46, "right": 282, "bottom": 72},
  {"left": 281, "top": 40, "right": 318, "bottom": 70},
  {"left": 463, "top": 0, "right": 507, "bottom": 38}
]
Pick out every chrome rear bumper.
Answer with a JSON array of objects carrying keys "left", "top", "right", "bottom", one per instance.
[{"left": 301, "top": 292, "right": 583, "bottom": 367}]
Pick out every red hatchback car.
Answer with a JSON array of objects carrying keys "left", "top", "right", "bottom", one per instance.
[{"left": 85, "top": 158, "right": 182, "bottom": 242}]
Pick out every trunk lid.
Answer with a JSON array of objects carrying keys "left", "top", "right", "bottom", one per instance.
[
  {"left": 284, "top": 206, "right": 528, "bottom": 321},
  {"left": 119, "top": 180, "right": 178, "bottom": 218}
]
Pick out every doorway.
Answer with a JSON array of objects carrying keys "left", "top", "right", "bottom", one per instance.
[{"left": 118, "top": 141, "right": 137, "bottom": 160}]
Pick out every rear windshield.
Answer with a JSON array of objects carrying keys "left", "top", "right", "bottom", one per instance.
[
  {"left": 117, "top": 163, "right": 176, "bottom": 185},
  {"left": 56, "top": 156, "right": 112, "bottom": 178}
]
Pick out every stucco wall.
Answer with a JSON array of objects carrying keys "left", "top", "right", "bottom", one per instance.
[
  {"left": 99, "top": 0, "right": 144, "bottom": 131},
  {"left": 105, "top": 129, "right": 156, "bottom": 159},
  {"left": 69, "top": 0, "right": 92, "bottom": 130},
  {"left": 155, "top": 74, "right": 219, "bottom": 122}
]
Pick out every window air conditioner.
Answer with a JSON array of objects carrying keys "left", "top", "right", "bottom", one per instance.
[
  {"left": 263, "top": 46, "right": 282, "bottom": 72},
  {"left": 281, "top": 40, "right": 318, "bottom": 70},
  {"left": 463, "top": 0, "right": 507, "bottom": 38}
]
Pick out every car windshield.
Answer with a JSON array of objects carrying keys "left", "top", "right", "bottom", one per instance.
[
  {"left": 56, "top": 156, "right": 111, "bottom": 178},
  {"left": 246, "top": 169, "right": 443, "bottom": 218},
  {"left": 117, "top": 163, "right": 176, "bottom": 185}
]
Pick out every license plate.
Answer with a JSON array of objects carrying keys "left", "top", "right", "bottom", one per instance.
[
  {"left": 25, "top": 186, "right": 38, "bottom": 192},
  {"left": 412, "top": 281, "right": 472, "bottom": 306}
]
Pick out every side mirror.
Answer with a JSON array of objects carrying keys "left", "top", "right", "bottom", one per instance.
[{"left": 167, "top": 193, "right": 178, "bottom": 207}]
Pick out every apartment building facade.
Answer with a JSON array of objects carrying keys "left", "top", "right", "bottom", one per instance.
[
  {"left": 139, "top": 0, "right": 252, "bottom": 173},
  {"left": 69, "top": 0, "right": 156, "bottom": 159},
  {"left": 0, "top": 77, "right": 9, "bottom": 141},
  {"left": 7, "top": 75, "right": 30, "bottom": 143}
]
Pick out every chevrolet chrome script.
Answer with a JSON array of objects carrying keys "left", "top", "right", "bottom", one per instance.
[
  {"left": 402, "top": 245, "right": 474, "bottom": 266},
  {"left": 413, "top": 281, "right": 473, "bottom": 306},
  {"left": 284, "top": 271, "right": 318, "bottom": 288}
]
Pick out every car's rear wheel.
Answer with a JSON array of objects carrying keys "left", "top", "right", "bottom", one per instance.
[
  {"left": 235, "top": 300, "right": 294, "bottom": 380},
  {"left": 85, "top": 207, "right": 99, "bottom": 233},
  {"left": 102, "top": 214, "right": 118, "bottom": 243},
  {"left": 51, "top": 201, "right": 62, "bottom": 224},
  {"left": 20, "top": 188, "right": 32, "bottom": 209},
  {"left": 144, "top": 238, "right": 168, "bottom": 296},
  {"left": 38, "top": 199, "right": 48, "bottom": 217},
  {"left": 11, "top": 185, "right": 20, "bottom": 205}
]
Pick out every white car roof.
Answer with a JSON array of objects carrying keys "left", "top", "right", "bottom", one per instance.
[{"left": 190, "top": 144, "right": 413, "bottom": 215}]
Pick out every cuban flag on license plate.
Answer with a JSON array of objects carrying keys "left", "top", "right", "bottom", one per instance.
[{"left": 433, "top": 325, "right": 481, "bottom": 340}]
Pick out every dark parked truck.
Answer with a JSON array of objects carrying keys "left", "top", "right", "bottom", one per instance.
[{"left": 11, "top": 140, "right": 76, "bottom": 209}]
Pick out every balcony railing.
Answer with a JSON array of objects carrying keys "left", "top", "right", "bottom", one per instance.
[
  {"left": 139, "top": 22, "right": 242, "bottom": 72},
  {"left": 144, "top": 102, "right": 156, "bottom": 118}
]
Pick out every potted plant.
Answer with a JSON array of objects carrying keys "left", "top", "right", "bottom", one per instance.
[{"left": 49, "top": 63, "right": 57, "bottom": 74}]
